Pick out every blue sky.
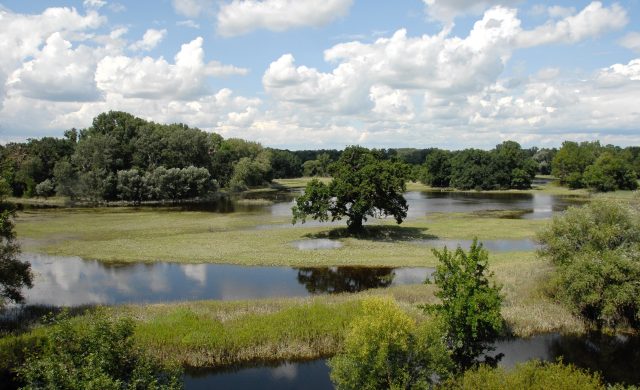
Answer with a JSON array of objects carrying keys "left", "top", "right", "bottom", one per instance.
[{"left": 0, "top": 0, "right": 639, "bottom": 149}]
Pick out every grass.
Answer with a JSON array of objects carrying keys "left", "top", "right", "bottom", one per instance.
[{"left": 15, "top": 206, "right": 546, "bottom": 265}]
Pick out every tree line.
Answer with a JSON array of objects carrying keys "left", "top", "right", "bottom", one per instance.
[{"left": 1, "top": 111, "right": 639, "bottom": 202}]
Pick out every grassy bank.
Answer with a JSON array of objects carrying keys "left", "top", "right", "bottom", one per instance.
[{"left": 16, "top": 205, "right": 545, "bottom": 265}]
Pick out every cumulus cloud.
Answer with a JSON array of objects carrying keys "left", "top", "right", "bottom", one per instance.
[
  {"left": 96, "top": 37, "right": 248, "bottom": 99},
  {"left": 264, "top": 7, "right": 521, "bottom": 116},
  {"left": 0, "top": 6, "right": 105, "bottom": 111},
  {"left": 619, "top": 32, "right": 640, "bottom": 53},
  {"left": 7, "top": 32, "right": 101, "bottom": 102},
  {"left": 516, "top": 2, "right": 627, "bottom": 47},
  {"left": 129, "top": 28, "right": 167, "bottom": 51},
  {"left": 177, "top": 19, "right": 200, "bottom": 29},
  {"left": 217, "top": 0, "right": 354, "bottom": 37}
]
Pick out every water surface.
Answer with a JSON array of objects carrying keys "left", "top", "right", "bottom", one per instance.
[
  {"left": 184, "top": 333, "right": 640, "bottom": 389},
  {"left": 23, "top": 253, "right": 433, "bottom": 306}
]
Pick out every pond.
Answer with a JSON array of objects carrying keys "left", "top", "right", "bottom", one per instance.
[
  {"left": 22, "top": 253, "right": 434, "bottom": 306},
  {"left": 184, "top": 333, "right": 640, "bottom": 388}
]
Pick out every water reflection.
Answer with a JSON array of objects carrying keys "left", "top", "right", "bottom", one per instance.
[
  {"left": 291, "top": 239, "right": 343, "bottom": 250},
  {"left": 22, "top": 254, "right": 433, "bottom": 306},
  {"left": 404, "top": 191, "right": 584, "bottom": 220},
  {"left": 185, "top": 360, "right": 332, "bottom": 390},
  {"left": 495, "top": 333, "right": 640, "bottom": 385},
  {"left": 185, "top": 333, "right": 640, "bottom": 389},
  {"left": 296, "top": 267, "right": 394, "bottom": 293}
]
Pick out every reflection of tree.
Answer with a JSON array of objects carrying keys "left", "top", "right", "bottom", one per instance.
[
  {"left": 295, "top": 267, "right": 395, "bottom": 294},
  {"left": 548, "top": 333, "right": 640, "bottom": 385}
]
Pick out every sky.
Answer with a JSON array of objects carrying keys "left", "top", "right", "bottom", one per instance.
[{"left": 0, "top": 0, "right": 639, "bottom": 150}]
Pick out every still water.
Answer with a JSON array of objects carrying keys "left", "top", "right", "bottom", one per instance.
[
  {"left": 35, "top": 190, "right": 578, "bottom": 221},
  {"left": 185, "top": 333, "right": 640, "bottom": 389},
  {"left": 23, "top": 253, "right": 434, "bottom": 306}
]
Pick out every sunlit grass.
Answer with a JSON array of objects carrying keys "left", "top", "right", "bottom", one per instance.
[{"left": 16, "top": 206, "right": 546, "bottom": 265}]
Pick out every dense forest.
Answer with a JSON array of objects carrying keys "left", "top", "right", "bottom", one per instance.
[{"left": 1, "top": 111, "right": 638, "bottom": 203}]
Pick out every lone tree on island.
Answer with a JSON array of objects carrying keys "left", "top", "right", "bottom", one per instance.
[{"left": 292, "top": 146, "right": 410, "bottom": 233}]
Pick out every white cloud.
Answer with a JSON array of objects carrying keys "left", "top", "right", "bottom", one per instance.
[
  {"left": 516, "top": 2, "right": 627, "bottom": 47},
  {"left": 619, "top": 32, "right": 640, "bottom": 53},
  {"left": 422, "top": 0, "right": 520, "bottom": 24},
  {"left": 217, "top": 0, "right": 354, "bottom": 37},
  {"left": 129, "top": 28, "right": 167, "bottom": 51},
  {"left": 7, "top": 32, "right": 101, "bottom": 102},
  {"left": 172, "top": 0, "right": 214, "bottom": 18},
  {"left": 96, "top": 37, "right": 248, "bottom": 99},
  {"left": 264, "top": 7, "right": 521, "bottom": 114},
  {"left": 0, "top": 6, "right": 105, "bottom": 112}
]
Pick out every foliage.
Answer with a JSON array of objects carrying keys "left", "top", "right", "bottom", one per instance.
[
  {"left": 34, "top": 179, "right": 55, "bottom": 198},
  {"left": 329, "top": 297, "right": 452, "bottom": 390},
  {"left": 441, "top": 360, "right": 610, "bottom": 390},
  {"left": 550, "top": 249, "right": 640, "bottom": 329},
  {"left": 551, "top": 141, "right": 601, "bottom": 188},
  {"left": 538, "top": 198, "right": 640, "bottom": 329},
  {"left": 537, "top": 198, "right": 640, "bottom": 266},
  {"left": 491, "top": 141, "right": 538, "bottom": 189},
  {"left": 583, "top": 152, "right": 638, "bottom": 192},
  {"left": 0, "top": 181, "right": 32, "bottom": 308},
  {"left": 228, "top": 150, "right": 272, "bottom": 192},
  {"left": 425, "top": 239, "right": 504, "bottom": 371},
  {"left": 292, "top": 146, "right": 410, "bottom": 232},
  {"left": 270, "top": 149, "right": 302, "bottom": 178},
  {"left": 420, "top": 149, "right": 452, "bottom": 187},
  {"left": 449, "top": 149, "right": 494, "bottom": 190},
  {"left": 17, "top": 313, "right": 182, "bottom": 389}
]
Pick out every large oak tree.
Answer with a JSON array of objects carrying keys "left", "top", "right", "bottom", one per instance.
[{"left": 292, "top": 146, "right": 410, "bottom": 233}]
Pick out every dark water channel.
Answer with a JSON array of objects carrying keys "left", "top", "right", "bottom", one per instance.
[
  {"left": 22, "top": 253, "right": 433, "bottom": 306},
  {"left": 185, "top": 333, "right": 640, "bottom": 389}
]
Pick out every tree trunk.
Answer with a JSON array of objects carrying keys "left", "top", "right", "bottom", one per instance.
[{"left": 347, "top": 215, "right": 364, "bottom": 233}]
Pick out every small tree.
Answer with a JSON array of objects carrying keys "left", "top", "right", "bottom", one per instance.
[
  {"left": 0, "top": 179, "right": 32, "bottom": 308},
  {"left": 34, "top": 179, "right": 55, "bottom": 199},
  {"left": 329, "top": 297, "right": 452, "bottom": 390},
  {"left": 425, "top": 239, "right": 504, "bottom": 371},
  {"left": 292, "top": 146, "right": 410, "bottom": 233}
]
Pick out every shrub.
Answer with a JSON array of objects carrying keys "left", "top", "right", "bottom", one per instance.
[
  {"left": 34, "top": 179, "right": 55, "bottom": 198},
  {"left": 538, "top": 199, "right": 640, "bottom": 329},
  {"left": 442, "top": 360, "right": 608, "bottom": 390},
  {"left": 329, "top": 297, "right": 452, "bottom": 390},
  {"left": 17, "top": 313, "right": 182, "bottom": 389}
]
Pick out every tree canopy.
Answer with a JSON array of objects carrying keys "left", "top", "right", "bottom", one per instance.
[{"left": 292, "top": 146, "right": 410, "bottom": 232}]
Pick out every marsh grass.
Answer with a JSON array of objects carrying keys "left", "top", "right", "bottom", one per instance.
[{"left": 16, "top": 206, "right": 546, "bottom": 266}]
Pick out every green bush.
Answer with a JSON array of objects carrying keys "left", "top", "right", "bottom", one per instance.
[
  {"left": 17, "top": 314, "right": 182, "bottom": 389},
  {"left": 538, "top": 199, "right": 640, "bottom": 329},
  {"left": 426, "top": 239, "right": 504, "bottom": 371},
  {"left": 441, "top": 360, "right": 609, "bottom": 390},
  {"left": 537, "top": 198, "right": 640, "bottom": 266},
  {"left": 329, "top": 297, "right": 452, "bottom": 390}
]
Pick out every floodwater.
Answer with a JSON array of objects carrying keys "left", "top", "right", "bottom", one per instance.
[
  {"left": 26, "top": 189, "right": 576, "bottom": 221},
  {"left": 184, "top": 333, "right": 640, "bottom": 389},
  {"left": 22, "top": 253, "right": 433, "bottom": 306}
]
